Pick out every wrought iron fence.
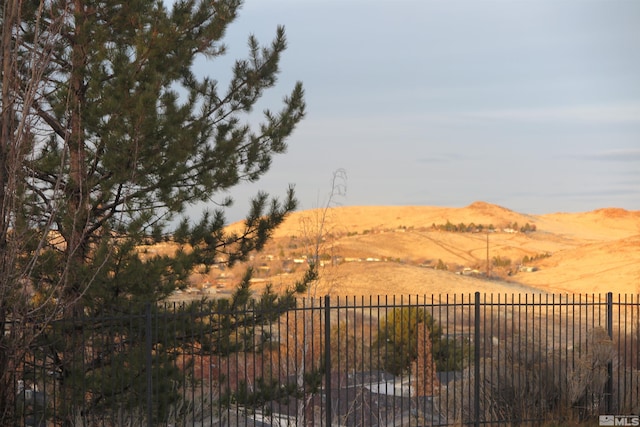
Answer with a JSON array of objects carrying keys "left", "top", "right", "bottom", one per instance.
[{"left": 7, "top": 292, "right": 640, "bottom": 426}]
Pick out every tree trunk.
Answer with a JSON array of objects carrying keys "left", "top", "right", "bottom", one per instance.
[
  {"left": 0, "top": 0, "right": 18, "bottom": 261},
  {"left": 0, "top": 0, "right": 20, "bottom": 421},
  {"left": 65, "top": 0, "right": 90, "bottom": 306}
]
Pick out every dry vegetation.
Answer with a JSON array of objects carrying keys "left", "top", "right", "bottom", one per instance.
[{"left": 170, "top": 202, "right": 640, "bottom": 299}]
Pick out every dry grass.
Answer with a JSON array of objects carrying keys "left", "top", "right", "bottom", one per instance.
[
  {"left": 219, "top": 202, "right": 640, "bottom": 298},
  {"left": 442, "top": 327, "right": 616, "bottom": 425}
]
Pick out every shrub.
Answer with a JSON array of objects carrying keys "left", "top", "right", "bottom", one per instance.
[
  {"left": 492, "top": 256, "right": 511, "bottom": 268},
  {"left": 442, "top": 327, "right": 615, "bottom": 424},
  {"left": 373, "top": 307, "right": 468, "bottom": 375}
]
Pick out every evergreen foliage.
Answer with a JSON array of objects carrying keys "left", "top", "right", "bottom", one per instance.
[
  {"left": 433, "top": 221, "right": 493, "bottom": 233},
  {"left": 375, "top": 307, "right": 470, "bottom": 375},
  {"left": 435, "top": 259, "right": 448, "bottom": 271},
  {"left": 0, "top": 0, "right": 307, "bottom": 423},
  {"left": 492, "top": 255, "right": 512, "bottom": 268}
]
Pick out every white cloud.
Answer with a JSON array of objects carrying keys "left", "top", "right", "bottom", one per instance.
[
  {"left": 457, "top": 104, "right": 640, "bottom": 125},
  {"left": 591, "top": 148, "right": 640, "bottom": 162}
]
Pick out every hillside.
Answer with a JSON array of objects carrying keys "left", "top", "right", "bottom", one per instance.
[{"left": 185, "top": 203, "right": 640, "bottom": 299}]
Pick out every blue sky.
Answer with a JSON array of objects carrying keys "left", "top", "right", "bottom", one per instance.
[{"left": 192, "top": 0, "right": 640, "bottom": 221}]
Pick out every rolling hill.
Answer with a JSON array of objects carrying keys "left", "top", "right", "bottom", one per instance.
[{"left": 191, "top": 202, "right": 640, "bottom": 298}]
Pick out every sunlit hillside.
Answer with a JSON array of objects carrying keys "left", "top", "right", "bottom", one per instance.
[{"left": 180, "top": 202, "right": 640, "bottom": 299}]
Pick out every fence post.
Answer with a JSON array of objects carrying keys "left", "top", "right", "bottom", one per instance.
[
  {"left": 606, "top": 292, "right": 613, "bottom": 413},
  {"left": 145, "top": 303, "right": 153, "bottom": 427},
  {"left": 324, "top": 295, "right": 332, "bottom": 427},
  {"left": 474, "top": 292, "right": 481, "bottom": 427}
]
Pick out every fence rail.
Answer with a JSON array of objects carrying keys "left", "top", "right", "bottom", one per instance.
[{"left": 7, "top": 292, "right": 640, "bottom": 426}]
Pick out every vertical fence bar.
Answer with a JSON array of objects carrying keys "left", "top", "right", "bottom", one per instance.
[
  {"left": 606, "top": 292, "right": 613, "bottom": 413},
  {"left": 622, "top": 294, "right": 628, "bottom": 414},
  {"left": 145, "top": 303, "right": 153, "bottom": 427},
  {"left": 310, "top": 298, "right": 316, "bottom": 427},
  {"left": 20, "top": 292, "right": 640, "bottom": 425},
  {"left": 474, "top": 292, "right": 481, "bottom": 427},
  {"left": 324, "top": 295, "right": 332, "bottom": 427}
]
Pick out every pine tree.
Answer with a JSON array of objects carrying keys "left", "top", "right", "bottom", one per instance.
[
  {"left": 0, "top": 0, "right": 307, "bottom": 423},
  {"left": 374, "top": 307, "right": 433, "bottom": 375},
  {"left": 374, "top": 307, "right": 469, "bottom": 375}
]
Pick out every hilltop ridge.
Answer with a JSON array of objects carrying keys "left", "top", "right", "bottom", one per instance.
[
  {"left": 185, "top": 203, "right": 640, "bottom": 299},
  {"left": 268, "top": 202, "right": 537, "bottom": 238}
]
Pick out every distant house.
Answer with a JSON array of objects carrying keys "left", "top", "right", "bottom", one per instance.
[
  {"left": 458, "top": 268, "right": 484, "bottom": 277},
  {"left": 195, "top": 364, "right": 449, "bottom": 426},
  {"left": 253, "top": 373, "right": 447, "bottom": 427}
]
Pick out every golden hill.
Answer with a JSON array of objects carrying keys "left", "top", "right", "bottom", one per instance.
[{"left": 201, "top": 203, "right": 640, "bottom": 298}]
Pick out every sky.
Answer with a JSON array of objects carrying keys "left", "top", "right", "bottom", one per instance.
[{"left": 190, "top": 0, "right": 640, "bottom": 222}]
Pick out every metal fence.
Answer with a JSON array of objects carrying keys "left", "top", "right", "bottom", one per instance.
[{"left": 8, "top": 292, "right": 640, "bottom": 426}]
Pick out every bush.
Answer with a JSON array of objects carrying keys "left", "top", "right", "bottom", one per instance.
[
  {"left": 492, "top": 256, "right": 511, "bottom": 268},
  {"left": 435, "top": 259, "right": 448, "bottom": 271},
  {"left": 373, "top": 307, "right": 468, "bottom": 375},
  {"left": 442, "top": 327, "right": 615, "bottom": 424}
]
